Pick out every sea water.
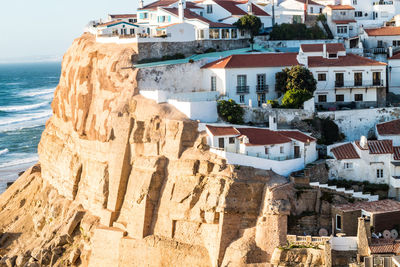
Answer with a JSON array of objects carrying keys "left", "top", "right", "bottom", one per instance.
[{"left": 0, "top": 62, "right": 61, "bottom": 192}]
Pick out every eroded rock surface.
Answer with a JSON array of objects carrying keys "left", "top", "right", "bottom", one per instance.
[{"left": 0, "top": 34, "right": 292, "bottom": 266}]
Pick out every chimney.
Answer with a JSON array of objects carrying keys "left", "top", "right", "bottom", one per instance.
[
  {"left": 178, "top": 0, "right": 185, "bottom": 22},
  {"left": 247, "top": 0, "right": 253, "bottom": 14},
  {"left": 389, "top": 46, "right": 393, "bottom": 58},
  {"left": 139, "top": 0, "right": 144, "bottom": 8},
  {"left": 360, "top": 136, "right": 368, "bottom": 149},
  {"left": 269, "top": 114, "right": 278, "bottom": 131},
  {"left": 323, "top": 43, "right": 327, "bottom": 58}
]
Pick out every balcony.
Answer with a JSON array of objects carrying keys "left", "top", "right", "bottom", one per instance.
[
  {"left": 391, "top": 176, "right": 400, "bottom": 188},
  {"left": 373, "top": 0, "right": 393, "bottom": 5},
  {"left": 236, "top": 85, "right": 249, "bottom": 94},
  {"left": 335, "top": 80, "right": 384, "bottom": 88},
  {"left": 256, "top": 84, "right": 269, "bottom": 93}
]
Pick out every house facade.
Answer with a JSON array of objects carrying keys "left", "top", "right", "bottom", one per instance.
[
  {"left": 94, "top": 20, "right": 141, "bottom": 36},
  {"left": 388, "top": 52, "right": 400, "bottom": 95},
  {"left": 362, "top": 26, "right": 400, "bottom": 54},
  {"left": 206, "top": 124, "right": 318, "bottom": 176},
  {"left": 323, "top": 5, "right": 358, "bottom": 38},
  {"left": 327, "top": 133, "right": 400, "bottom": 199}
]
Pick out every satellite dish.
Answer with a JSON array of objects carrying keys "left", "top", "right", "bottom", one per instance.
[
  {"left": 391, "top": 229, "right": 398, "bottom": 239},
  {"left": 383, "top": 230, "right": 391, "bottom": 239},
  {"left": 319, "top": 228, "right": 328, "bottom": 237}
]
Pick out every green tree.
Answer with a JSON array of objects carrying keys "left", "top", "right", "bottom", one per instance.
[
  {"left": 269, "top": 23, "right": 327, "bottom": 40},
  {"left": 234, "top": 15, "right": 262, "bottom": 51},
  {"left": 217, "top": 99, "right": 244, "bottom": 124},
  {"left": 275, "top": 66, "right": 317, "bottom": 94},
  {"left": 281, "top": 89, "right": 313, "bottom": 109}
]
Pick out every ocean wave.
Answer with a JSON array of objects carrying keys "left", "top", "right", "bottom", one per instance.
[
  {"left": 0, "top": 110, "right": 52, "bottom": 126},
  {"left": 0, "top": 156, "right": 38, "bottom": 169},
  {"left": 20, "top": 88, "right": 55, "bottom": 97},
  {"left": 0, "top": 149, "right": 9, "bottom": 156},
  {"left": 0, "top": 101, "right": 50, "bottom": 112}
]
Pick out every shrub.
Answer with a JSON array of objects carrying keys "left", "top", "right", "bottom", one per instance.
[
  {"left": 281, "top": 89, "right": 313, "bottom": 109},
  {"left": 267, "top": 100, "right": 279, "bottom": 108},
  {"left": 316, "top": 13, "right": 327, "bottom": 22},
  {"left": 217, "top": 99, "right": 244, "bottom": 124},
  {"left": 204, "top": 48, "right": 217, "bottom": 53},
  {"left": 188, "top": 59, "right": 194, "bottom": 63},
  {"left": 269, "top": 23, "right": 327, "bottom": 40}
]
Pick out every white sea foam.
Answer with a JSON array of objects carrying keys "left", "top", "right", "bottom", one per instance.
[
  {"left": 0, "top": 149, "right": 9, "bottom": 156},
  {"left": 20, "top": 88, "right": 55, "bottom": 97},
  {"left": 0, "top": 101, "right": 50, "bottom": 112},
  {"left": 0, "top": 156, "right": 38, "bottom": 169},
  {"left": 0, "top": 110, "right": 52, "bottom": 126}
]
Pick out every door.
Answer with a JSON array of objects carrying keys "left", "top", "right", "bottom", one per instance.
[
  {"left": 257, "top": 74, "right": 266, "bottom": 92},
  {"left": 373, "top": 72, "right": 381, "bottom": 86},
  {"left": 218, "top": 138, "right": 224, "bottom": 149},
  {"left": 335, "top": 73, "right": 344, "bottom": 87},
  {"left": 354, "top": 72, "right": 362, "bottom": 86},
  {"left": 294, "top": 146, "right": 300, "bottom": 158}
]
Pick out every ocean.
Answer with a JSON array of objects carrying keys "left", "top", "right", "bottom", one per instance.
[{"left": 0, "top": 62, "right": 61, "bottom": 192}]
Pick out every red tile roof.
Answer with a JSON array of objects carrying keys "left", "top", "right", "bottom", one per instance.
[
  {"left": 156, "top": 22, "right": 182, "bottom": 29},
  {"left": 389, "top": 52, "right": 400, "bottom": 60},
  {"left": 370, "top": 240, "right": 400, "bottom": 254},
  {"left": 331, "top": 143, "right": 360, "bottom": 160},
  {"left": 237, "top": 128, "right": 292, "bottom": 146},
  {"left": 206, "top": 125, "right": 240, "bottom": 136},
  {"left": 214, "top": 0, "right": 247, "bottom": 15},
  {"left": 327, "top": 4, "right": 355, "bottom": 10},
  {"left": 377, "top": 119, "right": 400, "bottom": 135},
  {"left": 98, "top": 20, "right": 138, "bottom": 27},
  {"left": 110, "top": 14, "right": 137, "bottom": 19},
  {"left": 365, "top": 27, "right": 400, "bottom": 37},
  {"left": 334, "top": 199, "right": 400, "bottom": 213},
  {"left": 250, "top": 3, "right": 270, "bottom": 16},
  {"left": 278, "top": 131, "right": 316, "bottom": 143},
  {"left": 367, "top": 140, "right": 393, "bottom": 154},
  {"left": 394, "top": 147, "right": 400, "bottom": 160},
  {"left": 294, "top": 0, "right": 324, "bottom": 6},
  {"left": 307, "top": 54, "right": 386, "bottom": 67},
  {"left": 140, "top": 0, "right": 202, "bottom": 9},
  {"left": 300, "top": 43, "right": 345, "bottom": 53},
  {"left": 162, "top": 7, "right": 234, "bottom": 27},
  {"left": 201, "top": 53, "right": 299, "bottom": 69},
  {"left": 333, "top": 20, "right": 356, "bottom": 24}
]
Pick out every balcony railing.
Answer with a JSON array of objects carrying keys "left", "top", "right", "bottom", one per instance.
[
  {"left": 256, "top": 84, "right": 269, "bottom": 93},
  {"left": 373, "top": 0, "right": 393, "bottom": 5},
  {"left": 236, "top": 85, "right": 249, "bottom": 94},
  {"left": 335, "top": 80, "right": 384, "bottom": 88}
]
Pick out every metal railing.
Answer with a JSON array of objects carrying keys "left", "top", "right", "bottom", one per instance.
[
  {"left": 256, "top": 84, "right": 269, "bottom": 93},
  {"left": 236, "top": 86, "right": 249, "bottom": 94},
  {"left": 211, "top": 146, "right": 296, "bottom": 161},
  {"left": 373, "top": 0, "right": 393, "bottom": 4},
  {"left": 335, "top": 79, "right": 384, "bottom": 88},
  {"left": 287, "top": 235, "right": 331, "bottom": 245}
]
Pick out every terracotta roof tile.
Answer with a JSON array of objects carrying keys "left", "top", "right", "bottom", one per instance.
[
  {"left": 98, "top": 20, "right": 138, "bottom": 27},
  {"left": 294, "top": 0, "right": 324, "bottom": 6},
  {"left": 334, "top": 199, "right": 400, "bottom": 213},
  {"left": 377, "top": 119, "right": 400, "bottom": 135},
  {"left": 367, "top": 140, "right": 393, "bottom": 154},
  {"left": 365, "top": 27, "right": 400, "bottom": 37},
  {"left": 214, "top": 0, "right": 248, "bottom": 15},
  {"left": 201, "top": 53, "right": 299, "bottom": 69},
  {"left": 140, "top": 0, "right": 177, "bottom": 9},
  {"left": 370, "top": 241, "right": 400, "bottom": 254},
  {"left": 278, "top": 131, "right": 316, "bottom": 143},
  {"left": 307, "top": 54, "right": 386, "bottom": 67},
  {"left": 250, "top": 3, "right": 270, "bottom": 16},
  {"left": 389, "top": 52, "right": 400, "bottom": 60},
  {"left": 327, "top": 4, "right": 355, "bottom": 10},
  {"left": 331, "top": 143, "right": 360, "bottom": 160},
  {"left": 206, "top": 125, "right": 240, "bottom": 136},
  {"left": 333, "top": 20, "right": 356, "bottom": 24},
  {"left": 109, "top": 14, "right": 137, "bottom": 19},
  {"left": 162, "top": 7, "right": 234, "bottom": 27},
  {"left": 394, "top": 147, "right": 400, "bottom": 160},
  {"left": 300, "top": 43, "right": 345, "bottom": 53},
  {"left": 237, "top": 128, "right": 292, "bottom": 146}
]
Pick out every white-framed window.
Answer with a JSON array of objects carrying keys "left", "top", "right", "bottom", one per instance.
[
  {"left": 377, "top": 169, "right": 384, "bottom": 178},
  {"left": 280, "top": 146, "right": 284, "bottom": 154},
  {"left": 393, "top": 40, "right": 400, "bottom": 47},
  {"left": 337, "top": 26, "right": 347, "bottom": 34},
  {"left": 340, "top": 11, "right": 346, "bottom": 15},
  {"left": 229, "top": 137, "right": 235, "bottom": 144},
  {"left": 265, "top": 147, "right": 269, "bottom": 155},
  {"left": 318, "top": 73, "right": 327, "bottom": 81},
  {"left": 344, "top": 162, "right": 353, "bottom": 169},
  {"left": 198, "top": 29, "right": 204, "bottom": 39},
  {"left": 310, "top": 7, "right": 313, "bottom": 13},
  {"left": 353, "top": 0, "right": 357, "bottom": 4},
  {"left": 336, "top": 214, "right": 342, "bottom": 230},
  {"left": 239, "top": 95, "right": 245, "bottom": 103},
  {"left": 207, "top": 4, "right": 213, "bottom": 13},
  {"left": 211, "top": 76, "right": 216, "bottom": 91},
  {"left": 355, "top": 11, "right": 362, "bottom": 17}
]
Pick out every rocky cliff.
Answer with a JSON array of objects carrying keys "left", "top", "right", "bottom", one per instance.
[{"left": 0, "top": 34, "right": 293, "bottom": 267}]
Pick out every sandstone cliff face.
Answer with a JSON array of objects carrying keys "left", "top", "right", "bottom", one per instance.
[{"left": 0, "top": 34, "right": 292, "bottom": 267}]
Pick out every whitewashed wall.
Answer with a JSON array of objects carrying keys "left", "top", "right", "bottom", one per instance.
[{"left": 389, "top": 58, "right": 400, "bottom": 95}]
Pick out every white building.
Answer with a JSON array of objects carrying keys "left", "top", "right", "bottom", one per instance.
[
  {"left": 107, "top": 14, "right": 138, "bottom": 23},
  {"left": 327, "top": 135, "right": 400, "bottom": 200},
  {"left": 297, "top": 43, "right": 387, "bottom": 108},
  {"left": 206, "top": 124, "right": 318, "bottom": 176},
  {"left": 94, "top": 20, "right": 141, "bottom": 36},
  {"left": 201, "top": 52, "right": 299, "bottom": 107},
  {"left": 388, "top": 51, "right": 400, "bottom": 94},
  {"left": 362, "top": 26, "right": 400, "bottom": 54},
  {"left": 323, "top": 5, "right": 358, "bottom": 39},
  {"left": 376, "top": 119, "right": 400, "bottom": 146}
]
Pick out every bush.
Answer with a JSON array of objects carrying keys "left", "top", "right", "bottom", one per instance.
[
  {"left": 316, "top": 13, "right": 327, "bottom": 22},
  {"left": 204, "top": 48, "right": 217, "bottom": 53},
  {"left": 281, "top": 89, "right": 313, "bottom": 109},
  {"left": 303, "top": 118, "right": 343, "bottom": 145},
  {"left": 217, "top": 99, "right": 244, "bottom": 124},
  {"left": 269, "top": 23, "right": 328, "bottom": 40},
  {"left": 267, "top": 100, "right": 280, "bottom": 108}
]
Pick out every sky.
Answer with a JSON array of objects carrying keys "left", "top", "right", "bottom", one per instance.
[{"left": 0, "top": 0, "right": 139, "bottom": 63}]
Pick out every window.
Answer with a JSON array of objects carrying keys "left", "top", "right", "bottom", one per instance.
[
  {"left": 200, "top": 11, "right": 204, "bottom": 16},
  {"left": 337, "top": 26, "right": 347, "bottom": 34},
  {"left": 310, "top": 7, "right": 313, "bottom": 13},
  {"left": 129, "top": 19, "right": 134, "bottom": 23},
  {"left": 207, "top": 4, "right": 213, "bottom": 13},
  {"left": 373, "top": 72, "right": 381, "bottom": 86},
  {"left": 377, "top": 40, "right": 383, "bottom": 47},
  {"left": 349, "top": 26, "right": 353, "bottom": 31},
  {"left": 237, "top": 75, "right": 247, "bottom": 89},
  {"left": 211, "top": 76, "right": 216, "bottom": 91},
  {"left": 336, "top": 214, "right": 342, "bottom": 230},
  {"left": 280, "top": 146, "right": 284, "bottom": 154},
  {"left": 381, "top": 11, "right": 388, "bottom": 18},
  {"left": 318, "top": 95, "right": 327, "bottom": 103},
  {"left": 209, "top": 29, "right": 220, "bottom": 39},
  {"left": 335, "top": 73, "right": 344, "bottom": 87},
  {"left": 240, "top": 30, "right": 245, "bottom": 37},
  {"left": 340, "top": 11, "right": 346, "bottom": 15},
  {"left": 265, "top": 147, "right": 269, "bottom": 154},
  {"left": 393, "top": 40, "right": 400, "bottom": 47},
  {"left": 336, "top": 94, "right": 344, "bottom": 102},
  {"left": 328, "top": 53, "right": 337, "bottom": 58},
  {"left": 355, "top": 94, "right": 363, "bottom": 101},
  {"left": 377, "top": 169, "right": 384, "bottom": 178},
  {"left": 353, "top": 0, "right": 357, "bottom": 4},
  {"left": 221, "top": 29, "right": 230, "bottom": 39},
  {"left": 198, "top": 29, "right": 204, "bottom": 39},
  {"left": 229, "top": 137, "right": 235, "bottom": 144},
  {"left": 218, "top": 138, "right": 224, "bottom": 149},
  {"left": 257, "top": 74, "right": 266, "bottom": 92},
  {"left": 318, "top": 73, "right": 327, "bottom": 81},
  {"left": 239, "top": 95, "right": 245, "bottom": 103},
  {"left": 130, "top": 28, "right": 135, "bottom": 35},
  {"left": 354, "top": 72, "right": 362, "bottom": 86},
  {"left": 344, "top": 162, "right": 353, "bottom": 169},
  {"left": 231, "top": 29, "right": 237, "bottom": 38}
]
